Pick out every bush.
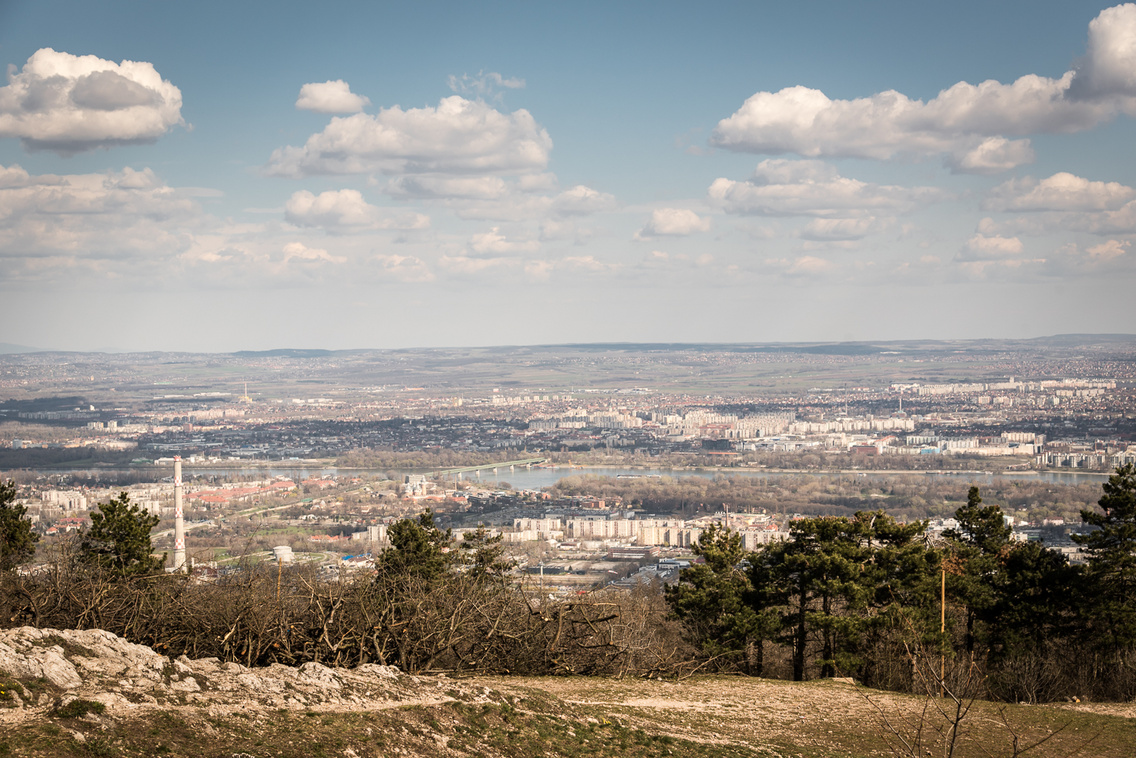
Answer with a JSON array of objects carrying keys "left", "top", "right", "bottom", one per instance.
[{"left": 53, "top": 698, "right": 106, "bottom": 718}]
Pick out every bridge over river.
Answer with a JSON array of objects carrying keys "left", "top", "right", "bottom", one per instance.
[{"left": 431, "top": 457, "right": 547, "bottom": 478}]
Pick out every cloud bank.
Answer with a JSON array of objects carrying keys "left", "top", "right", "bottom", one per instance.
[
  {"left": 985, "top": 172, "right": 1136, "bottom": 212},
  {"left": 266, "top": 96, "right": 552, "bottom": 178},
  {"left": 711, "top": 4, "right": 1136, "bottom": 172}
]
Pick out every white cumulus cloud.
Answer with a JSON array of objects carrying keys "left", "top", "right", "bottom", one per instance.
[
  {"left": 635, "top": 208, "right": 711, "bottom": 238},
  {"left": 550, "top": 185, "right": 617, "bottom": 216},
  {"left": 447, "top": 71, "right": 525, "bottom": 100},
  {"left": 284, "top": 189, "right": 429, "bottom": 232},
  {"left": 1070, "top": 4, "right": 1136, "bottom": 98},
  {"left": 281, "top": 241, "right": 345, "bottom": 264},
  {"left": 295, "top": 80, "right": 371, "bottom": 114},
  {"left": 266, "top": 96, "right": 552, "bottom": 178},
  {"left": 0, "top": 48, "right": 184, "bottom": 153},
  {"left": 0, "top": 164, "right": 196, "bottom": 248},
  {"left": 0, "top": 163, "right": 208, "bottom": 282},
  {"left": 469, "top": 226, "right": 540, "bottom": 255},
  {"left": 947, "top": 137, "right": 1036, "bottom": 175},
  {"left": 959, "top": 233, "right": 1026, "bottom": 261},
  {"left": 708, "top": 159, "right": 937, "bottom": 217},
  {"left": 1085, "top": 238, "right": 1131, "bottom": 262},
  {"left": 711, "top": 5, "right": 1136, "bottom": 172},
  {"left": 984, "top": 172, "right": 1136, "bottom": 212}
]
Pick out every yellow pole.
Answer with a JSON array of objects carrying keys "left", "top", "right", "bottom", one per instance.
[{"left": 940, "top": 564, "right": 946, "bottom": 697}]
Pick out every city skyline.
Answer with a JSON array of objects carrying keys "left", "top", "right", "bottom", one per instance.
[{"left": 3, "top": 1, "right": 1136, "bottom": 352}]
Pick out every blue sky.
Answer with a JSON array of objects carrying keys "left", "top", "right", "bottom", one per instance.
[{"left": 2, "top": 1, "right": 1135, "bottom": 351}]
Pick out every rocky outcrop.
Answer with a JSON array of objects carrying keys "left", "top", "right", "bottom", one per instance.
[{"left": 0, "top": 627, "right": 488, "bottom": 714}]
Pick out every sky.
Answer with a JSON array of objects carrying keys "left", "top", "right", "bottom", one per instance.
[{"left": 2, "top": 1, "right": 1136, "bottom": 352}]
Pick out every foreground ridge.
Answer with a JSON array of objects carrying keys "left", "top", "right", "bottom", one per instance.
[{"left": 1, "top": 627, "right": 1134, "bottom": 758}]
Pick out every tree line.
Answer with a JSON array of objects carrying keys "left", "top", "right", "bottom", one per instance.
[
  {"left": 666, "top": 464, "right": 1136, "bottom": 702},
  {"left": 551, "top": 472, "right": 1099, "bottom": 524}
]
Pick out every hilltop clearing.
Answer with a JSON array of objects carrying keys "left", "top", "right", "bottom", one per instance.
[{"left": 0, "top": 627, "right": 1132, "bottom": 758}]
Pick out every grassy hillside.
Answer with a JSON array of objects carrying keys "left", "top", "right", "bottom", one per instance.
[{"left": 3, "top": 674, "right": 1132, "bottom": 758}]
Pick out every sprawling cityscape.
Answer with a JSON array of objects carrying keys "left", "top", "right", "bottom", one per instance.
[{"left": 3, "top": 336, "right": 1133, "bottom": 593}]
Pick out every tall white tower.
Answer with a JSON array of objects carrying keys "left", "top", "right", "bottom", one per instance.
[{"left": 173, "top": 456, "right": 186, "bottom": 571}]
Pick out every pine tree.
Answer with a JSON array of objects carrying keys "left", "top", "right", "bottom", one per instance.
[
  {"left": 986, "top": 540, "right": 1075, "bottom": 658},
  {"left": 375, "top": 510, "right": 453, "bottom": 586},
  {"left": 945, "top": 486, "right": 1012, "bottom": 654},
  {"left": 80, "top": 492, "right": 164, "bottom": 576},
  {"left": 750, "top": 515, "right": 873, "bottom": 680},
  {"left": 666, "top": 524, "right": 769, "bottom": 673},
  {"left": 858, "top": 511, "right": 941, "bottom": 665},
  {"left": 1074, "top": 463, "right": 1136, "bottom": 650},
  {"left": 947, "top": 486, "right": 1012, "bottom": 553},
  {"left": 0, "top": 479, "right": 39, "bottom": 571}
]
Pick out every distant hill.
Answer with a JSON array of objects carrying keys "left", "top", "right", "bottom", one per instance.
[
  {"left": 0, "top": 342, "right": 46, "bottom": 354},
  {"left": 13, "top": 334, "right": 1136, "bottom": 358},
  {"left": 542, "top": 334, "right": 1136, "bottom": 356},
  {"left": 231, "top": 348, "right": 340, "bottom": 358},
  {"left": 1024, "top": 333, "right": 1136, "bottom": 346}
]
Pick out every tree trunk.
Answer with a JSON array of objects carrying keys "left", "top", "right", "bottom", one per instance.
[
  {"left": 821, "top": 593, "right": 834, "bottom": 678},
  {"left": 793, "top": 584, "right": 808, "bottom": 681}
]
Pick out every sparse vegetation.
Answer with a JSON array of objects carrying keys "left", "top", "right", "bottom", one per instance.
[
  {"left": 0, "top": 674, "right": 1131, "bottom": 758},
  {"left": 51, "top": 697, "right": 106, "bottom": 718}
]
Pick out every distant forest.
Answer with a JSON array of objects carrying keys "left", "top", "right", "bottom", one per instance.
[{"left": 550, "top": 473, "right": 1100, "bottom": 524}]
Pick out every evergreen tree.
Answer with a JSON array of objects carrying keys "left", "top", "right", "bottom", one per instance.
[
  {"left": 1074, "top": 463, "right": 1136, "bottom": 651},
  {"left": 369, "top": 512, "right": 519, "bottom": 672},
  {"left": 750, "top": 515, "right": 873, "bottom": 680},
  {"left": 944, "top": 486, "right": 1012, "bottom": 654},
  {"left": 375, "top": 510, "right": 453, "bottom": 586},
  {"left": 666, "top": 524, "right": 769, "bottom": 673},
  {"left": 457, "top": 526, "right": 514, "bottom": 579},
  {"left": 947, "top": 486, "right": 1012, "bottom": 553},
  {"left": 861, "top": 511, "right": 939, "bottom": 616},
  {"left": 986, "top": 541, "right": 1076, "bottom": 659},
  {"left": 746, "top": 512, "right": 939, "bottom": 683},
  {"left": 0, "top": 479, "right": 39, "bottom": 571},
  {"left": 80, "top": 492, "right": 163, "bottom": 576},
  {"left": 857, "top": 511, "right": 941, "bottom": 666}
]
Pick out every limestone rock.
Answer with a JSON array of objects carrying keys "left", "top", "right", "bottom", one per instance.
[{"left": 0, "top": 626, "right": 490, "bottom": 720}]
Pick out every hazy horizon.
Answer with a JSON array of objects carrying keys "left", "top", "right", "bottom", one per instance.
[{"left": 4, "top": 332, "right": 1136, "bottom": 357}]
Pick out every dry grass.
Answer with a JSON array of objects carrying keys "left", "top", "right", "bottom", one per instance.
[{"left": 1, "top": 673, "right": 1132, "bottom": 758}]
